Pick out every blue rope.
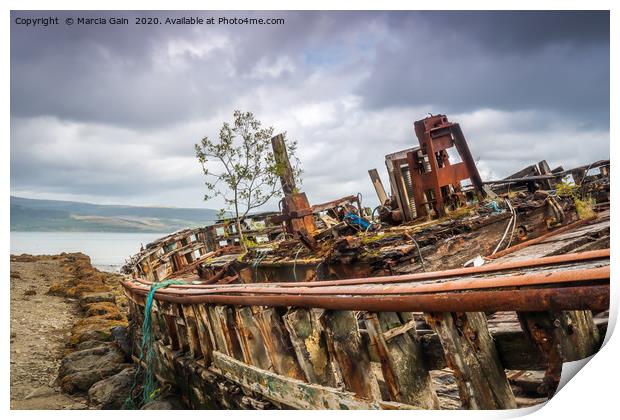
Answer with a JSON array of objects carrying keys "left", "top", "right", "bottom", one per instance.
[
  {"left": 125, "top": 279, "right": 185, "bottom": 408},
  {"left": 141, "top": 279, "right": 185, "bottom": 404}
]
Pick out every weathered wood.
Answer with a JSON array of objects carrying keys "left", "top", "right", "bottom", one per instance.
[
  {"left": 163, "top": 313, "right": 180, "bottom": 350},
  {"left": 173, "top": 307, "right": 190, "bottom": 353},
  {"left": 253, "top": 307, "right": 305, "bottom": 380},
  {"left": 210, "top": 305, "right": 244, "bottom": 360},
  {"left": 426, "top": 312, "right": 516, "bottom": 409},
  {"left": 283, "top": 308, "right": 340, "bottom": 387},
  {"left": 365, "top": 312, "right": 439, "bottom": 408},
  {"left": 418, "top": 319, "right": 605, "bottom": 371},
  {"left": 517, "top": 310, "right": 600, "bottom": 397},
  {"left": 206, "top": 305, "right": 230, "bottom": 355},
  {"left": 368, "top": 169, "right": 389, "bottom": 205},
  {"left": 189, "top": 304, "right": 214, "bottom": 364},
  {"left": 193, "top": 304, "right": 217, "bottom": 354},
  {"left": 234, "top": 306, "right": 273, "bottom": 370},
  {"left": 271, "top": 133, "right": 296, "bottom": 195},
  {"left": 497, "top": 221, "right": 605, "bottom": 397},
  {"left": 538, "top": 160, "right": 554, "bottom": 189},
  {"left": 211, "top": 351, "right": 420, "bottom": 410},
  {"left": 382, "top": 318, "right": 418, "bottom": 341},
  {"left": 181, "top": 305, "right": 204, "bottom": 359},
  {"left": 322, "top": 310, "right": 381, "bottom": 400}
]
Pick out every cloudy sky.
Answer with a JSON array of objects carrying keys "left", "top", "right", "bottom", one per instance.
[{"left": 10, "top": 10, "right": 610, "bottom": 210}]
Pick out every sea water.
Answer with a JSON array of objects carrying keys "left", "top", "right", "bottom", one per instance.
[{"left": 10, "top": 231, "right": 165, "bottom": 272}]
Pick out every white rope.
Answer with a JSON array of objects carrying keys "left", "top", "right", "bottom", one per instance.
[{"left": 491, "top": 199, "right": 515, "bottom": 255}]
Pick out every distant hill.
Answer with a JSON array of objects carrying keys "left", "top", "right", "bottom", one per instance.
[{"left": 10, "top": 196, "right": 220, "bottom": 233}]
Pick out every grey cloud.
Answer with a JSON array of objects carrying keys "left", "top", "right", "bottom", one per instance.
[
  {"left": 10, "top": 10, "right": 610, "bottom": 208},
  {"left": 357, "top": 12, "right": 609, "bottom": 126}
]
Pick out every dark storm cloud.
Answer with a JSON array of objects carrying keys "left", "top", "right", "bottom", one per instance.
[
  {"left": 358, "top": 11, "right": 610, "bottom": 125},
  {"left": 10, "top": 10, "right": 610, "bottom": 208},
  {"left": 10, "top": 10, "right": 370, "bottom": 128}
]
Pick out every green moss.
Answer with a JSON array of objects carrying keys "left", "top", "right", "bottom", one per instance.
[
  {"left": 556, "top": 179, "right": 580, "bottom": 198},
  {"left": 575, "top": 197, "right": 595, "bottom": 219},
  {"left": 360, "top": 232, "right": 400, "bottom": 245}
]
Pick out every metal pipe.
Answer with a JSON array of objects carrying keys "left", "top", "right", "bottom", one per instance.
[
  {"left": 124, "top": 266, "right": 609, "bottom": 297},
  {"left": 128, "top": 249, "right": 609, "bottom": 289},
  {"left": 123, "top": 284, "right": 609, "bottom": 313}
]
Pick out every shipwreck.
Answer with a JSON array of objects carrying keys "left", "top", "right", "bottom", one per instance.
[{"left": 120, "top": 114, "right": 610, "bottom": 410}]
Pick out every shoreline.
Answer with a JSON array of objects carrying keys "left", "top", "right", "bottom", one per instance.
[
  {"left": 11, "top": 254, "right": 87, "bottom": 409},
  {"left": 10, "top": 253, "right": 132, "bottom": 410}
]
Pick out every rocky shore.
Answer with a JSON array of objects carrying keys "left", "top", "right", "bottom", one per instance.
[{"left": 10, "top": 253, "right": 135, "bottom": 409}]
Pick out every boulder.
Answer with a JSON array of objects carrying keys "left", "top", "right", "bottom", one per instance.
[
  {"left": 80, "top": 292, "right": 116, "bottom": 305},
  {"left": 60, "top": 363, "right": 132, "bottom": 394},
  {"left": 141, "top": 395, "right": 187, "bottom": 410},
  {"left": 58, "top": 345, "right": 129, "bottom": 394},
  {"left": 111, "top": 326, "right": 132, "bottom": 355},
  {"left": 88, "top": 367, "right": 136, "bottom": 409},
  {"left": 75, "top": 340, "right": 111, "bottom": 351},
  {"left": 59, "top": 345, "right": 113, "bottom": 376},
  {"left": 69, "top": 317, "right": 127, "bottom": 346},
  {"left": 70, "top": 328, "right": 114, "bottom": 345},
  {"left": 84, "top": 302, "right": 122, "bottom": 319}
]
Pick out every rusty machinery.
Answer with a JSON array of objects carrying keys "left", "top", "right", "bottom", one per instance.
[{"left": 372, "top": 114, "right": 485, "bottom": 223}]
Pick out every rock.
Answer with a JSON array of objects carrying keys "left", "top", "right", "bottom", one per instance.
[
  {"left": 84, "top": 302, "right": 121, "bottom": 318},
  {"left": 88, "top": 367, "right": 136, "bottom": 409},
  {"left": 70, "top": 328, "right": 114, "bottom": 345},
  {"left": 60, "top": 363, "right": 132, "bottom": 394},
  {"left": 75, "top": 340, "right": 111, "bottom": 351},
  {"left": 58, "top": 345, "right": 129, "bottom": 393},
  {"left": 141, "top": 396, "right": 187, "bottom": 410},
  {"left": 80, "top": 292, "right": 116, "bottom": 305},
  {"left": 24, "top": 289, "right": 37, "bottom": 296},
  {"left": 111, "top": 326, "right": 132, "bottom": 355},
  {"left": 11, "top": 254, "right": 37, "bottom": 262},
  {"left": 59, "top": 345, "right": 123, "bottom": 376},
  {"left": 47, "top": 282, "right": 71, "bottom": 297}
]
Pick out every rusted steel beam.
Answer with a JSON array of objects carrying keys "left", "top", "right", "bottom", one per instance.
[
  {"left": 123, "top": 284, "right": 609, "bottom": 313},
  {"left": 125, "top": 265, "right": 609, "bottom": 298},
  {"left": 130, "top": 249, "right": 609, "bottom": 289},
  {"left": 407, "top": 115, "right": 484, "bottom": 218}
]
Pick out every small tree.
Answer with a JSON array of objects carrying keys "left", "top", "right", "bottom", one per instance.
[{"left": 195, "top": 110, "right": 301, "bottom": 249}]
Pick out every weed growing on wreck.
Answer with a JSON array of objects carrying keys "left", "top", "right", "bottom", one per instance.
[
  {"left": 555, "top": 179, "right": 580, "bottom": 198},
  {"left": 555, "top": 178, "right": 595, "bottom": 220},
  {"left": 575, "top": 197, "right": 595, "bottom": 219},
  {"left": 241, "top": 236, "right": 259, "bottom": 249}
]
